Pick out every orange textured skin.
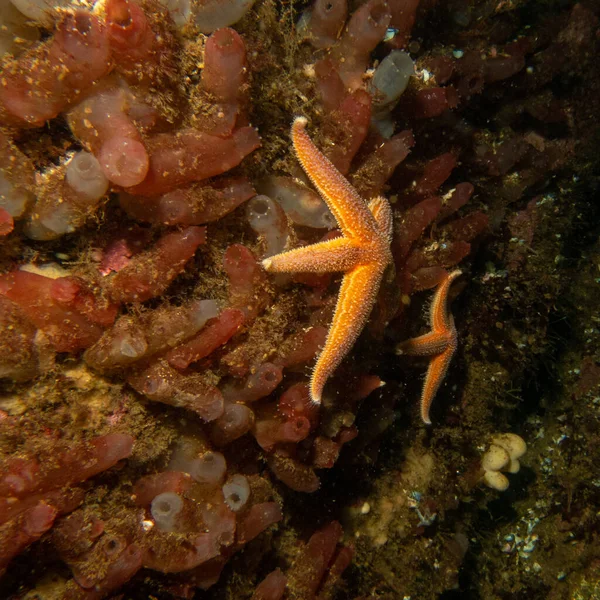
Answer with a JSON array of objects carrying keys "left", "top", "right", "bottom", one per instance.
[
  {"left": 262, "top": 117, "right": 393, "bottom": 403},
  {"left": 396, "top": 269, "right": 461, "bottom": 424}
]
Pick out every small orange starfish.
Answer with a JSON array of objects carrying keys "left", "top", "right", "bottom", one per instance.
[
  {"left": 396, "top": 269, "right": 462, "bottom": 424},
  {"left": 262, "top": 116, "right": 393, "bottom": 404}
]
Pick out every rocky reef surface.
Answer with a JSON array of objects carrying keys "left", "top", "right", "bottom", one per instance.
[{"left": 0, "top": 0, "right": 598, "bottom": 598}]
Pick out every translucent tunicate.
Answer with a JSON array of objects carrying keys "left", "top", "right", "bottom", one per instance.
[
  {"left": 65, "top": 151, "right": 110, "bottom": 201},
  {"left": 213, "top": 402, "right": 254, "bottom": 444},
  {"left": 189, "top": 451, "right": 227, "bottom": 485},
  {"left": 115, "top": 333, "right": 148, "bottom": 359},
  {"left": 193, "top": 0, "right": 257, "bottom": 34},
  {"left": 150, "top": 492, "right": 183, "bottom": 531},
  {"left": 190, "top": 299, "right": 219, "bottom": 329},
  {"left": 372, "top": 114, "right": 395, "bottom": 139},
  {"left": 0, "top": 173, "right": 34, "bottom": 218},
  {"left": 258, "top": 176, "right": 335, "bottom": 229},
  {"left": 25, "top": 152, "right": 110, "bottom": 240},
  {"left": 222, "top": 474, "right": 250, "bottom": 512},
  {"left": 0, "top": 2, "right": 39, "bottom": 57},
  {"left": 246, "top": 194, "right": 289, "bottom": 256},
  {"left": 371, "top": 50, "right": 414, "bottom": 110},
  {"left": 27, "top": 203, "right": 77, "bottom": 238},
  {"left": 9, "top": 0, "right": 71, "bottom": 25},
  {"left": 157, "top": 0, "right": 192, "bottom": 28}
]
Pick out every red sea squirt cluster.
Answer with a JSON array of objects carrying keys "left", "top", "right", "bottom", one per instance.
[
  {"left": 0, "top": 11, "right": 112, "bottom": 127},
  {"left": 0, "top": 270, "right": 117, "bottom": 352},
  {"left": 0, "top": 432, "right": 134, "bottom": 575},
  {"left": 0, "top": 0, "right": 590, "bottom": 596}
]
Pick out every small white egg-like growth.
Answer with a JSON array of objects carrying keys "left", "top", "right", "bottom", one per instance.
[
  {"left": 492, "top": 432, "right": 527, "bottom": 473},
  {"left": 481, "top": 433, "right": 527, "bottom": 492},
  {"left": 483, "top": 470, "right": 509, "bottom": 492},
  {"left": 481, "top": 443, "right": 510, "bottom": 472}
]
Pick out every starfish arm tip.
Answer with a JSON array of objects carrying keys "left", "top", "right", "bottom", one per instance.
[
  {"left": 310, "top": 377, "right": 323, "bottom": 405},
  {"left": 294, "top": 115, "right": 308, "bottom": 128},
  {"left": 421, "top": 401, "right": 433, "bottom": 424},
  {"left": 262, "top": 258, "right": 273, "bottom": 270}
]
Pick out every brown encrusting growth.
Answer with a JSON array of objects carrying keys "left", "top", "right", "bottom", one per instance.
[{"left": 0, "top": 0, "right": 599, "bottom": 598}]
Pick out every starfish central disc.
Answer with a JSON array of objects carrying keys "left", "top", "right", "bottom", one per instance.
[{"left": 262, "top": 117, "right": 393, "bottom": 404}]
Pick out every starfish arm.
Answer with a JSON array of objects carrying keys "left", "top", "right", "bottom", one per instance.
[
  {"left": 420, "top": 341, "right": 456, "bottom": 425},
  {"left": 292, "top": 117, "right": 378, "bottom": 240},
  {"left": 430, "top": 269, "right": 462, "bottom": 332},
  {"left": 262, "top": 236, "right": 362, "bottom": 274},
  {"left": 310, "top": 263, "right": 384, "bottom": 403},
  {"left": 368, "top": 196, "right": 393, "bottom": 243},
  {"left": 396, "top": 331, "right": 451, "bottom": 356}
]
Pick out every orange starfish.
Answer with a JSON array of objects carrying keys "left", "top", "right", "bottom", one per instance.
[
  {"left": 396, "top": 269, "right": 462, "bottom": 424},
  {"left": 262, "top": 116, "right": 393, "bottom": 404}
]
